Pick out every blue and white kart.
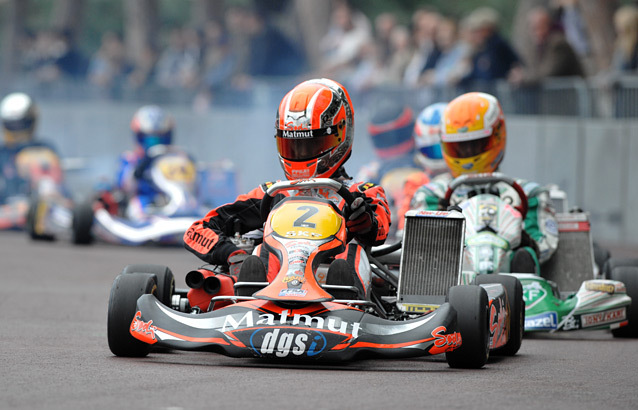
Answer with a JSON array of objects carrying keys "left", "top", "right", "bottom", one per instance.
[{"left": 28, "top": 146, "right": 237, "bottom": 246}]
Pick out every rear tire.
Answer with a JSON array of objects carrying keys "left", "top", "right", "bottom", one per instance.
[
  {"left": 610, "top": 266, "right": 638, "bottom": 338},
  {"left": 474, "top": 274, "right": 524, "bottom": 356},
  {"left": 72, "top": 201, "right": 94, "bottom": 244},
  {"left": 445, "top": 285, "right": 490, "bottom": 369},
  {"left": 602, "top": 258, "right": 638, "bottom": 280},
  {"left": 107, "top": 273, "right": 157, "bottom": 357},
  {"left": 121, "top": 264, "right": 175, "bottom": 307}
]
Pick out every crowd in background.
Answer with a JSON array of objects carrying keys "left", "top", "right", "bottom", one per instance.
[{"left": 10, "top": 0, "right": 638, "bottom": 109}]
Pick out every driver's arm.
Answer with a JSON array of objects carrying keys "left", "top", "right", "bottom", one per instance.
[
  {"left": 522, "top": 184, "right": 559, "bottom": 264},
  {"left": 347, "top": 182, "right": 391, "bottom": 247},
  {"left": 183, "top": 184, "right": 267, "bottom": 264}
]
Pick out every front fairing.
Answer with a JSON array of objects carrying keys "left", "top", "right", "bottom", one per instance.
[
  {"left": 130, "top": 295, "right": 461, "bottom": 361},
  {"left": 515, "top": 274, "right": 631, "bottom": 332}
]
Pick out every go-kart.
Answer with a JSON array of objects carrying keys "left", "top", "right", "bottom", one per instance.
[
  {"left": 27, "top": 146, "right": 211, "bottom": 246},
  {"left": 108, "top": 178, "right": 516, "bottom": 367},
  {"left": 0, "top": 143, "right": 69, "bottom": 236},
  {"left": 443, "top": 172, "right": 636, "bottom": 337}
]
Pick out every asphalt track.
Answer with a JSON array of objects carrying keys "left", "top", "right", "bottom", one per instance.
[{"left": 1, "top": 231, "right": 637, "bottom": 410}]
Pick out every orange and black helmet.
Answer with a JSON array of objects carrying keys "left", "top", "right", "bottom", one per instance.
[
  {"left": 275, "top": 78, "right": 354, "bottom": 180},
  {"left": 441, "top": 92, "right": 506, "bottom": 177}
]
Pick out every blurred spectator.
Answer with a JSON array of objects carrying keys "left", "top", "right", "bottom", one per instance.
[
  {"left": 384, "top": 25, "right": 413, "bottom": 85},
  {"left": 319, "top": 0, "right": 372, "bottom": 81},
  {"left": 509, "top": 6, "right": 585, "bottom": 86},
  {"left": 552, "top": 0, "right": 591, "bottom": 62},
  {"left": 611, "top": 5, "right": 638, "bottom": 73},
  {"left": 155, "top": 28, "right": 201, "bottom": 89},
  {"left": 349, "top": 41, "right": 385, "bottom": 92},
  {"left": 192, "top": 20, "right": 238, "bottom": 111},
  {"left": 421, "top": 16, "right": 471, "bottom": 87},
  {"left": 460, "top": 7, "right": 521, "bottom": 87},
  {"left": 87, "top": 32, "right": 131, "bottom": 90},
  {"left": 127, "top": 44, "right": 158, "bottom": 89},
  {"left": 242, "top": 8, "right": 306, "bottom": 77},
  {"left": 29, "top": 29, "right": 87, "bottom": 83},
  {"left": 374, "top": 12, "right": 398, "bottom": 62},
  {"left": 403, "top": 7, "right": 441, "bottom": 86}
]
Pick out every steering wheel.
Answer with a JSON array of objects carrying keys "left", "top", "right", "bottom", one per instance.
[
  {"left": 259, "top": 178, "right": 357, "bottom": 223},
  {"left": 443, "top": 172, "right": 529, "bottom": 219}
]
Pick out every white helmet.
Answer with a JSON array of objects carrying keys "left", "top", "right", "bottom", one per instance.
[{"left": 1, "top": 92, "right": 38, "bottom": 145}]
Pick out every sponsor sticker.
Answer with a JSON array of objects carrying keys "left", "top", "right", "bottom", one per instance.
[
  {"left": 584, "top": 282, "right": 616, "bottom": 294},
  {"left": 431, "top": 326, "right": 462, "bottom": 350},
  {"left": 278, "top": 289, "right": 308, "bottom": 297},
  {"left": 523, "top": 281, "right": 547, "bottom": 309},
  {"left": 249, "top": 328, "right": 327, "bottom": 357},
  {"left": 581, "top": 308, "right": 626, "bottom": 328},
  {"left": 130, "top": 311, "right": 157, "bottom": 340},
  {"left": 525, "top": 312, "right": 558, "bottom": 330}
]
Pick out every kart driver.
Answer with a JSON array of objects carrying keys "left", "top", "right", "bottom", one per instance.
[
  {"left": 355, "top": 101, "right": 423, "bottom": 239},
  {"left": 395, "top": 102, "right": 450, "bottom": 236},
  {"left": 410, "top": 92, "right": 559, "bottom": 273},
  {"left": 184, "top": 78, "right": 391, "bottom": 298},
  {"left": 115, "top": 105, "right": 179, "bottom": 221},
  {"left": 0, "top": 92, "right": 63, "bottom": 208}
]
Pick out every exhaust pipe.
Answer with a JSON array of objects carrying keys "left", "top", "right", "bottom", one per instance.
[
  {"left": 203, "top": 276, "right": 221, "bottom": 295},
  {"left": 185, "top": 270, "right": 204, "bottom": 289},
  {"left": 186, "top": 270, "right": 221, "bottom": 295}
]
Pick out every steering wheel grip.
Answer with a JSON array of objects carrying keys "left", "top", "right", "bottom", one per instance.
[
  {"left": 259, "top": 181, "right": 357, "bottom": 223},
  {"left": 443, "top": 173, "right": 529, "bottom": 219}
]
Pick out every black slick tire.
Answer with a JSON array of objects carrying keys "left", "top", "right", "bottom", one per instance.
[
  {"left": 474, "top": 274, "right": 524, "bottom": 356},
  {"left": 26, "top": 197, "right": 54, "bottom": 241},
  {"left": 121, "top": 264, "right": 175, "bottom": 307},
  {"left": 610, "top": 266, "right": 638, "bottom": 338},
  {"left": 72, "top": 201, "right": 94, "bottom": 244},
  {"left": 107, "top": 273, "right": 157, "bottom": 357},
  {"left": 445, "top": 285, "right": 490, "bottom": 369}
]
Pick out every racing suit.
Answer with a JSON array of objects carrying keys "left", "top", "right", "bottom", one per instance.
[
  {"left": 184, "top": 176, "right": 391, "bottom": 294},
  {"left": 115, "top": 149, "right": 160, "bottom": 220},
  {"left": 409, "top": 174, "right": 559, "bottom": 269}
]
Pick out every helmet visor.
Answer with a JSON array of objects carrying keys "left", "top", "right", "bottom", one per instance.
[
  {"left": 137, "top": 132, "right": 171, "bottom": 150},
  {"left": 3, "top": 118, "right": 35, "bottom": 132},
  {"left": 443, "top": 136, "right": 493, "bottom": 159},
  {"left": 419, "top": 144, "right": 442, "bottom": 160},
  {"left": 276, "top": 125, "right": 343, "bottom": 161}
]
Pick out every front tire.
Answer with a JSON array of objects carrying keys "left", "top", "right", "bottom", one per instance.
[
  {"left": 610, "top": 266, "right": 638, "bottom": 338},
  {"left": 445, "top": 285, "right": 490, "bottom": 369},
  {"left": 107, "top": 273, "right": 157, "bottom": 357},
  {"left": 474, "top": 274, "right": 524, "bottom": 356}
]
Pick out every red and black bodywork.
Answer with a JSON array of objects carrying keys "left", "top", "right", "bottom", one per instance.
[{"left": 130, "top": 296, "right": 461, "bottom": 360}]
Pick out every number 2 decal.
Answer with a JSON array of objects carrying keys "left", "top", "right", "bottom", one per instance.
[{"left": 293, "top": 205, "right": 319, "bottom": 229}]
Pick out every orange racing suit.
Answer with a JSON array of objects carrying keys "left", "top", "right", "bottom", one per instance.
[{"left": 184, "top": 178, "right": 391, "bottom": 286}]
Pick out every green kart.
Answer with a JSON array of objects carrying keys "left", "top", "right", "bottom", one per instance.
[{"left": 446, "top": 173, "right": 638, "bottom": 337}]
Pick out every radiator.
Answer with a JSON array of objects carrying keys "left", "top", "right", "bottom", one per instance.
[{"left": 397, "top": 210, "right": 466, "bottom": 313}]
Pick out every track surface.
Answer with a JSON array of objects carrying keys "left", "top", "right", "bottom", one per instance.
[{"left": 1, "top": 231, "right": 637, "bottom": 410}]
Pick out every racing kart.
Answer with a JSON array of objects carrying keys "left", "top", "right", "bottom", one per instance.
[
  {"left": 108, "top": 178, "right": 522, "bottom": 367},
  {"left": 27, "top": 146, "right": 211, "bottom": 246},
  {"left": 0, "top": 144, "right": 68, "bottom": 235},
  {"left": 443, "top": 173, "right": 637, "bottom": 337}
]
